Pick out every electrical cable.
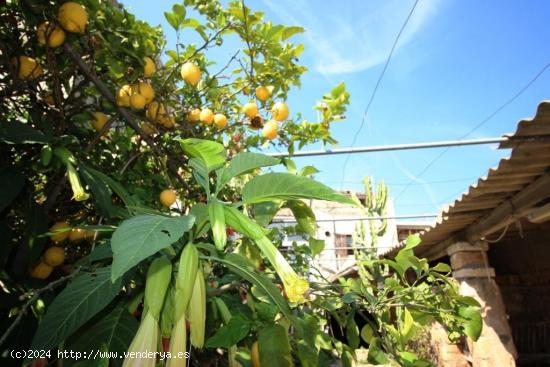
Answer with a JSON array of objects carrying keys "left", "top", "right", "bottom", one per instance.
[
  {"left": 394, "top": 62, "right": 550, "bottom": 201},
  {"left": 339, "top": 0, "right": 420, "bottom": 189}
]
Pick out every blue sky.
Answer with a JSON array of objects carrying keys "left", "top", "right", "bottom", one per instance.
[{"left": 121, "top": 0, "right": 549, "bottom": 221}]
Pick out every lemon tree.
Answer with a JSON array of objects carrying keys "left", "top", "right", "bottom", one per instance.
[{"left": 0, "top": 1, "right": 479, "bottom": 366}]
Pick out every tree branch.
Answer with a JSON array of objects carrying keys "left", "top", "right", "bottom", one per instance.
[
  {"left": 0, "top": 267, "right": 83, "bottom": 347},
  {"left": 63, "top": 43, "right": 188, "bottom": 190}
]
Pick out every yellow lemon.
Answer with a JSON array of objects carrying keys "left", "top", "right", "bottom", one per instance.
[
  {"left": 262, "top": 120, "right": 278, "bottom": 140},
  {"left": 43, "top": 246, "right": 65, "bottom": 267},
  {"left": 214, "top": 113, "right": 228, "bottom": 128},
  {"left": 50, "top": 221, "right": 71, "bottom": 243},
  {"left": 136, "top": 82, "right": 155, "bottom": 104},
  {"left": 143, "top": 56, "right": 156, "bottom": 77},
  {"left": 199, "top": 108, "right": 214, "bottom": 124},
  {"left": 160, "top": 116, "right": 175, "bottom": 128},
  {"left": 180, "top": 62, "right": 201, "bottom": 86},
  {"left": 255, "top": 86, "right": 270, "bottom": 102},
  {"left": 146, "top": 101, "right": 166, "bottom": 121},
  {"left": 58, "top": 2, "right": 88, "bottom": 33},
  {"left": 36, "top": 22, "right": 66, "bottom": 48},
  {"left": 116, "top": 84, "right": 132, "bottom": 107},
  {"left": 271, "top": 102, "right": 289, "bottom": 121},
  {"left": 12, "top": 56, "right": 43, "bottom": 80},
  {"left": 242, "top": 102, "right": 258, "bottom": 119},
  {"left": 30, "top": 262, "right": 53, "bottom": 279},
  {"left": 160, "top": 189, "right": 177, "bottom": 207},
  {"left": 187, "top": 108, "right": 201, "bottom": 123},
  {"left": 69, "top": 228, "right": 86, "bottom": 243},
  {"left": 130, "top": 93, "right": 146, "bottom": 110},
  {"left": 91, "top": 112, "right": 109, "bottom": 132}
]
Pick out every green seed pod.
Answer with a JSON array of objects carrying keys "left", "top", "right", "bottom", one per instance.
[
  {"left": 214, "top": 298, "right": 231, "bottom": 323},
  {"left": 166, "top": 315, "right": 187, "bottom": 367},
  {"left": 144, "top": 256, "right": 173, "bottom": 320},
  {"left": 40, "top": 145, "right": 52, "bottom": 166},
  {"left": 160, "top": 284, "right": 175, "bottom": 337},
  {"left": 208, "top": 200, "right": 227, "bottom": 251},
  {"left": 188, "top": 263, "right": 206, "bottom": 348},
  {"left": 174, "top": 243, "right": 198, "bottom": 321}
]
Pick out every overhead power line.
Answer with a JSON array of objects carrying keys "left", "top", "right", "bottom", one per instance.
[
  {"left": 340, "top": 0, "right": 420, "bottom": 189},
  {"left": 394, "top": 62, "right": 550, "bottom": 201},
  {"left": 268, "top": 136, "right": 508, "bottom": 158}
]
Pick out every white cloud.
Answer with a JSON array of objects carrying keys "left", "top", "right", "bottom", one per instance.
[{"left": 260, "top": 0, "right": 440, "bottom": 75}]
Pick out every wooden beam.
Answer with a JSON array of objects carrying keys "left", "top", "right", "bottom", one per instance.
[
  {"left": 466, "top": 172, "right": 550, "bottom": 241},
  {"left": 419, "top": 172, "right": 550, "bottom": 260}
]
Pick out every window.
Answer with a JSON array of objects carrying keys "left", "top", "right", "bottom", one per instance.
[{"left": 335, "top": 234, "right": 353, "bottom": 256}]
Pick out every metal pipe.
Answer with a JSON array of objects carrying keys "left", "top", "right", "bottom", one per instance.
[
  {"left": 267, "top": 137, "right": 508, "bottom": 158},
  {"left": 272, "top": 214, "right": 437, "bottom": 223}
]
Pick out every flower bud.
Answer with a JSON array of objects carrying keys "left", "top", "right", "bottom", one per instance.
[{"left": 188, "top": 264, "right": 206, "bottom": 348}]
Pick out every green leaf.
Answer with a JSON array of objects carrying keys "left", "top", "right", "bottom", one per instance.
[
  {"left": 298, "top": 165, "right": 319, "bottom": 177},
  {"left": 308, "top": 238, "right": 325, "bottom": 257},
  {"left": 31, "top": 267, "right": 122, "bottom": 351},
  {"left": 111, "top": 215, "right": 194, "bottom": 281},
  {"left": 258, "top": 325, "right": 293, "bottom": 367},
  {"left": 182, "top": 18, "right": 200, "bottom": 29},
  {"left": 252, "top": 201, "right": 282, "bottom": 226},
  {"left": 342, "top": 293, "right": 359, "bottom": 304},
  {"left": 399, "top": 351, "right": 420, "bottom": 367},
  {"left": 216, "top": 152, "right": 280, "bottom": 191},
  {"left": 66, "top": 306, "right": 138, "bottom": 367},
  {"left": 294, "top": 314, "right": 320, "bottom": 367},
  {"left": 281, "top": 26, "right": 304, "bottom": 40},
  {"left": 0, "top": 168, "right": 24, "bottom": 212},
  {"left": 282, "top": 158, "right": 297, "bottom": 174},
  {"left": 75, "top": 244, "right": 112, "bottom": 266},
  {"left": 172, "top": 3, "right": 186, "bottom": 18},
  {"left": 164, "top": 12, "right": 181, "bottom": 30},
  {"left": 255, "top": 303, "right": 279, "bottom": 322},
  {"left": 0, "top": 121, "right": 51, "bottom": 144},
  {"left": 190, "top": 203, "right": 209, "bottom": 238},
  {"left": 404, "top": 233, "right": 421, "bottom": 250},
  {"left": 459, "top": 306, "right": 483, "bottom": 340},
  {"left": 189, "top": 158, "right": 210, "bottom": 194},
  {"left": 203, "top": 253, "right": 292, "bottom": 320},
  {"left": 401, "top": 308, "right": 416, "bottom": 343},
  {"left": 180, "top": 138, "right": 226, "bottom": 172},
  {"left": 286, "top": 200, "right": 316, "bottom": 236},
  {"left": 367, "top": 338, "right": 390, "bottom": 364},
  {"left": 79, "top": 164, "right": 138, "bottom": 209},
  {"left": 79, "top": 165, "right": 118, "bottom": 217},
  {"left": 242, "top": 173, "right": 357, "bottom": 206},
  {"left": 395, "top": 249, "right": 414, "bottom": 276},
  {"left": 346, "top": 316, "right": 360, "bottom": 349},
  {"left": 360, "top": 324, "right": 375, "bottom": 343},
  {"left": 432, "top": 262, "right": 452, "bottom": 273},
  {"left": 205, "top": 314, "right": 250, "bottom": 348},
  {"left": 379, "top": 259, "right": 405, "bottom": 278}
]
